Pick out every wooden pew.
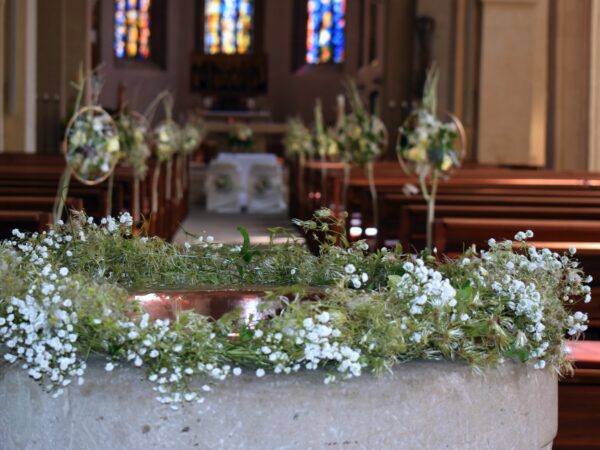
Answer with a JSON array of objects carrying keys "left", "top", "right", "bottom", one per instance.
[
  {"left": 434, "top": 218, "right": 600, "bottom": 255},
  {"left": 555, "top": 341, "right": 600, "bottom": 449},
  {"left": 0, "top": 211, "right": 53, "bottom": 239},
  {"left": 376, "top": 192, "right": 600, "bottom": 246},
  {"left": 0, "top": 196, "right": 84, "bottom": 213},
  {"left": 397, "top": 204, "right": 600, "bottom": 250},
  {"left": 0, "top": 154, "right": 189, "bottom": 240}
]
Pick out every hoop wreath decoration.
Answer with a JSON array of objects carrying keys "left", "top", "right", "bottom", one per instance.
[
  {"left": 115, "top": 110, "right": 152, "bottom": 221},
  {"left": 396, "top": 110, "right": 466, "bottom": 177},
  {"left": 63, "top": 106, "right": 120, "bottom": 185},
  {"left": 396, "top": 109, "right": 467, "bottom": 252},
  {"left": 151, "top": 119, "right": 181, "bottom": 216}
]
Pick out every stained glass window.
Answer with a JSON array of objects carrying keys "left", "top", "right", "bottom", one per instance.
[
  {"left": 306, "top": 0, "right": 346, "bottom": 64},
  {"left": 204, "top": 0, "right": 254, "bottom": 55},
  {"left": 114, "top": 0, "right": 152, "bottom": 59}
]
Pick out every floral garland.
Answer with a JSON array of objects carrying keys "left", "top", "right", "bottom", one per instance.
[{"left": 0, "top": 209, "right": 591, "bottom": 409}]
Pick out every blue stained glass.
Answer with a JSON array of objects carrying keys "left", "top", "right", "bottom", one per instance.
[
  {"left": 114, "top": 0, "right": 152, "bottom": 59},
  {"left": 306, "top": 0, "right": 346, "bottom": 64},
  {"left": 204, "top": 0, "right": 254, "bottom": 55}
]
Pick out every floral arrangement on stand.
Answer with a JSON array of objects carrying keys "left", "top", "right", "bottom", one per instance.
[
  {"left": 177, "top": 117, "right": 207, "bottom": 201},
  {"left": 56, "top": 68, "right": 120, "bottom": 222},
  {"left": 313, "top": 99, "right": 339, "bottom": 203},
  {"left": 334, "top": 81, "right": 387, "bottom": 233},
  {"left": 396, "top": 64, "right": 465, "bottom": 251},
  {"left": 228, "top": 124, "right": 254, "bottom": 152},
  {"left": 284, "top": 117, "right": 316, "bottom": 208},
  {"left": 0, "top": 208, "right": 591, "bottom": 409},
  {"left": 147, "top": 92, "right": 181, "bottom": 218},
  {"left": 65, "top": 107, "right": 120, "bottom": 185},
  {"left": 114, "top": 110, "right": 152, "bottom": 221}
]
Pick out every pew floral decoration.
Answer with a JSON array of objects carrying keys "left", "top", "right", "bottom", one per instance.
[
  {"left": 115, "top": 111, "right": 152, "bottom": 222},
  {"left": 65, "top": 107, "right": 120, "bottom": 185},
  {"left": 0, "top": 208, "right": 591, "bottom": 409},
  {"left": 284, "top": 117, "right": 315, "bottom": 162},
  {"left": 228, "top": 124, "right": 254, "bottom": 152},
  {"left": 335, "top": 81, "right": 387, "bottom": 167},
  {"left": 312, "top": 99, "right": 339, "bottom": 203},
  {"left": 334, "top": 81, "right": 388, "bottom": 234},
  {"left": 56, "top": 67, "right": 120, "bottom": 222},
  {"left": 115, "top": 111, "right": 151, "bottom": 180},
  {"left": 146, "top": 92, "right": 180, "bottom": 217},
  {"left": 180, "top": 117, "right": 207, "bottom": 156},
  {"left": 396, "top": 64, "right": 466, "bottom": 251},
  {"left": 178, "top": 117, "right": 207, "bottom": 200},
  {"left": 284, "top": 117, "right": 316, "bottom": 208},
  {"left": 153, "top": 119, "right": 181, "bottom": 162}
]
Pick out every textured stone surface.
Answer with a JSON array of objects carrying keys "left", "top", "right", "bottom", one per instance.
[{"left": 0, "top": 360, "right": 557, "bottom": 450}]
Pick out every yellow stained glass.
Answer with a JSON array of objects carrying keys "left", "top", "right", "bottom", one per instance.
[
  {"left": 204, "top": 0, "right": 254, "bottom": 55},
  {"left": 114, "top": 0, "right": 152, "bottom": 60}
]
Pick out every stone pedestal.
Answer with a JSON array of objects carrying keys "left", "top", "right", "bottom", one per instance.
[{"left": 0, "top": 360, "right": 557, "bottom": 449}]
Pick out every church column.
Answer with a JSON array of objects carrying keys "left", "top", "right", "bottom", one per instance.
[
  {"left": 588, "top": 0, "right": 600, "bottom": 171},
  {"left": 0, "top": 0, "right": 5, "bottom": 151},
  {"left": 550, "top": 0, "right": 591, "bottom": 171},
  {"left": 477, "top": 0, "right": 548, "bottom": 166},
  {"left": 2, "top": 0, "right": 37, "bottom": 153}
]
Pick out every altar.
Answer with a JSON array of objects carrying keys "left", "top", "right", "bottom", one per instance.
[{"left": 206, "top": 152, "right": 286, "bottom": 213}]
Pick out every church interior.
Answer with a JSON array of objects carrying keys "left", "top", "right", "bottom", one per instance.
[{"left": 2, "top": 0, "right": 600, "bottom": 448}]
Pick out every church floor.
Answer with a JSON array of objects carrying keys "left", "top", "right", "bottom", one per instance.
[
  {"left": 172, "top": 164, "right": 301, "bottom": 245},
  {"left": 172, "top": 210, "right": 302, "bottom": 245}
]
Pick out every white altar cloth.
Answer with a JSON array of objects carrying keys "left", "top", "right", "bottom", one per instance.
[{"left": 211, "top": 153, "right": 284, "bottom": 210}]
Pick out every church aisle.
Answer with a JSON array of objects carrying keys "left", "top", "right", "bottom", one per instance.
[{"left": 172, "top": 210, "right": 302, "bottom": 245}]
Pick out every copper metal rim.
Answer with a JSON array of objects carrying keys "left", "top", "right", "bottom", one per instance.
[{"left": 129, "top": 287, "right": 322, "bottom": 324}]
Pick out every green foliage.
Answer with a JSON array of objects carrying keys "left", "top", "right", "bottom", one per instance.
[{"left": 0, "top": 211, "right": 591, "bottom": 405}]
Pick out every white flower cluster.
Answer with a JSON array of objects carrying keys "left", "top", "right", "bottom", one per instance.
[
  {"left": 475, "top": 232, "right": 592, "bottom": 368},
  {"left": 390, "top": 259, "right": 457, "bottom": 315},
  {"left": 100, "top": 212, "right": 133, "bottom": 235},
  {"left": 566, "top": 311, "right": 589, "bottom": 336},
  {"left": 0, "top": 266, "right": 84, "bottom": 397},
  {"left": 252, "top": 311, "right": 364, "bottom": 383},
  {"left": 344, "top": 264, "right": 369, "bottom": 289},
  {"left": 491, "top": 275, "right": 547, "bottom": 345},
  {"left": 110, "top": 315, "right": 231, "bottom": 410}
]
